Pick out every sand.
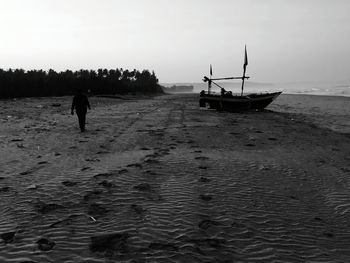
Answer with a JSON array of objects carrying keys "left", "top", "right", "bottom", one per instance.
[{"left": 0, "top": 93, "right": 350, "bottom": 262}]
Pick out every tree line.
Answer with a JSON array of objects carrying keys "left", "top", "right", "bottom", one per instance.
[{"left": 0, "top": 68, "right": 163, "bottom": 99}]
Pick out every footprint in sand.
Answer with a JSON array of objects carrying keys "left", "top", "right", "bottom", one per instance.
[
  {"left": 90, "top": 232, "right": 130, "bottom": 254},
  {"left": 314, "top": 216, "right": 323, "bottom": 222},
  {"left": 93, "top": 172, "right": 114, "bottom": 179},
  {"left": 133, "top": 183, "right": 152, "bottom": 192},
  {"left": 140, "top": 147, "right": 150, "bottom": 151},
  {"left": 88, "top": 203, "right": 108, "bottom": 218},
  {"left": 144, "top": 158, "right": 160, "bottom": 164},
  {"left": 37, "top": 161, "right": 48, "bottom": 165},
  {"left": 198, "top": 219, "right": 220, "bottom": 230},
  {"left": 127, "top": 163, "right": 142, "bottom": 168},
  {"left": 118, "top": 169, "right": 128, "bottom": 174},
  {"left": 268, "top": 137, "right": 278, "bottom": 141},
  {"left": 1, "top": 231, "right": 16, "bottom": 243},
  {"left": 83, "top": 190, "right": 103, "bottom": 202},
  {"left": 96, "top": 151, "right": 109, "bottom": 154},
  {"left": 148, "top": 242, "right": 178, "bottom": 251},
  {"left": 11, "top": 138, "right": 24, "bottom": 142},
  {"left": 85, "top": 158, "right": 100, "bottom": 162},
  {"left": 195, "top": 156, "right": 209, "bottom": 161},
  {"left": 143, "top": 170, "right": 157, "bottom": 175},
  {"left": 187, "top": 238, "right": 223, "bottom": 248},
  {"left": 159, "top": 149, "right": 170, "bottom": 156},
  {"left": 62, "top": 181, "right": 78, "bottom": 187},
  {"left": 199, "top": 177, "right": 211, "bottom": 183},
  {"left": 340, "top": 167, "right": 350, "bottom": 172},
  {"left": 98, "top": 180, "right": 114, "bottom": 188},
  {"left": 130, "top": 204, "right": 146, "bottom": 214},
  {"left": 81, "top": 167, "right": 91, "bottom": 171},
  {"left": 245, "top": 143, "right": 255, "bottom": 147},
  {"left": 49, "top": 214, "right": 83, "bottom": 228},
  {"left": 35, "top": 201, "right": 65, "bottom": 214},
  {"left": 0, "top": 186, "right": 10, "bottom": 192},
  {"left": 198, "top": 166, "right": 207, "bottom": 170},
  {"left": 323, "top": 232, "right": 335, "bottom": 238},
  {"left": 199, "top": 194, "right": 213, "bottom": 201},
  {"left": 20, "top": 170, "right": 32, "bottom": 175},
  {"left": 37, "top": 238, "right": 55, "bottom": 251},
  {"left": 133, "top": 183, "right": 162, "bottom": 200},
  {"left": 231, "top": 221, "right": 246, "bottom": 229},
  {"left": 288, "top": 195, "right": 298, "bottom": 200}
]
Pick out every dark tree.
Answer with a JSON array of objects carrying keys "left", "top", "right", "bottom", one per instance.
[{"left": 0, "top": 68, "right": 163, "bottom": 99}]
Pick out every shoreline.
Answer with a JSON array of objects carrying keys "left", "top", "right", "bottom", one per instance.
[{"left": 283, "top": 92, "right": 350, "bottom": 98}]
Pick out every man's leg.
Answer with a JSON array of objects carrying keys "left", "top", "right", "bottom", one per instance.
[{"left": 77, "top": 113, "right": 86, "bottom": 132}]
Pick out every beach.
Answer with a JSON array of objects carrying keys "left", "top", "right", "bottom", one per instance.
[{"left": 1, "top": 93, "right": 350, "bottom": 262}]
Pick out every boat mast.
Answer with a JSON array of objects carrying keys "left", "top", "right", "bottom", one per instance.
[
  {"left": 241, "top": 45, "right": 248, "bottom": 96},
  {"left": 208, "top": 64, "right": 212, "bottom": 94},
  {"left": 202, "top": 47, "right": 249, "bottom": 93}
]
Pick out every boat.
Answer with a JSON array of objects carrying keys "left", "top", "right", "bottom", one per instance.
[{"left": 199, "top": 46, "right": 282, "bottom": 111}]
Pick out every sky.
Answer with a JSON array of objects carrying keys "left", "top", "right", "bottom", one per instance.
[{"left": 0, "top": 0, "right": 349, "bottom": 83}]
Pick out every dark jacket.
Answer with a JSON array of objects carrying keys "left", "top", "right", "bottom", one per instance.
[{"left": 71, "top": 94, "right": 91, "bottom": 114}]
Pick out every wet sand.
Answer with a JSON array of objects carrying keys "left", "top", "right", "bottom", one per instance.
[{"left": 0, "top": 93, "right": 350, "bottom": 262}]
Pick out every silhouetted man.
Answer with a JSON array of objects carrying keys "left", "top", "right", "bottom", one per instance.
[{"left": 71, "top": 89, "right": 91, "bottom": 132}]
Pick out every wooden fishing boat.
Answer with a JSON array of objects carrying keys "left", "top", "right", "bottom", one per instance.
[
  {"left": 199, "top": 46, "right": 282, "bottom": 111},
  {"left": 199, "top": 90, "right": 282, "bottom": 111}
]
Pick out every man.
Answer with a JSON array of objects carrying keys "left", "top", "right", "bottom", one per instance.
[{"left": 71, "top": 89, "right": 91, "bottom": 132}]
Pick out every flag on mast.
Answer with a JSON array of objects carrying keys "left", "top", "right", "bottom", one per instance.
[
  {"left": 243, "top": 45, "right": 248, "bottom": 71},
  {"left": 210, "top": 64, "right": 212, "bottom": 76}
]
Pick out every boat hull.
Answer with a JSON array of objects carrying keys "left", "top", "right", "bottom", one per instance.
[{"left": 199, "top": 91, "right": 282, "bottom": 111}]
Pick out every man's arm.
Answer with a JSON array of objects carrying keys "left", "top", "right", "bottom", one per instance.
[{"left": 86, "top": 97, "right": 91, "bottom": 110}]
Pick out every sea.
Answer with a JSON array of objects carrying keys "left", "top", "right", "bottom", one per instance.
[{"left": 183, "top": 80, "right": 350, "bottom": 97}]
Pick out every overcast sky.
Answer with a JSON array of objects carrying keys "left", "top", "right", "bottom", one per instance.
[{"left": 0, "top": 0, "right": 349, "bottom": 83}]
